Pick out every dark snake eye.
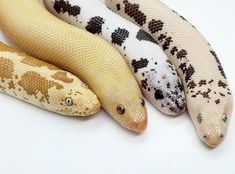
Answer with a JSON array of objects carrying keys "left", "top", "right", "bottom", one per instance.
[
  {"left": 116, "top": 104, "right": 125, "bottom": 115},
  {"left": 65, "top": 97, "right": 74, "bottom": 106},
  {"left": 140, "top": 98, "right": 145, "bottom": 107},
  {"left": 223, "top": 114, "right": 228, "bottom": 123},
  {"left": 197, "top": 114, "right": 202, "bottom": 124}
]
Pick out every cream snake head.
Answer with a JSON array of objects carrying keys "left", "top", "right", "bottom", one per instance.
[
  {"left": 100, "top": 85, "right": 147, "bottom": 132},
  {"left": 115, "top": 98, "right": 147, "bottom": 132},
  {"left": 191, "top": 100, "right": 233, "bottom": 147}
]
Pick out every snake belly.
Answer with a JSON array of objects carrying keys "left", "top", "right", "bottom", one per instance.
[
  {"left": 0, "top": 41, "right": 100, "bottom": 116},
  {"left": 105, "top": 0, "right": 233, "bottom": 147},
  {"left": 0, "top": 0, "right": 148, "bottom": 132},
  {"left": 43, "top": 0, "right": 186, "bottom": 116}
]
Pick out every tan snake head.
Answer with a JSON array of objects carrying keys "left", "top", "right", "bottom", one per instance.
[
  {"left": 191, "top": 100, "right": 233, "bottom": 148},
  {"left": 51, "top": 85, "right": 101, "bottom": 116}
]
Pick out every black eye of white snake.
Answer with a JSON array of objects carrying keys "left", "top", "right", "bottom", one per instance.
[
  {"left": 65, "top": 97, "right": 74, "bottom": 106},
  {"left": 197, "top": 114, "right": 202, "bottom": 124},
  {"left": 140, "top": 98, "right": 145, "bottom": 107},
  {"left": 117, "top": 104, "right": 125, "bottom": 114},
  {"left": 223, "top": 114, "right": 228, "bottom": 123}
]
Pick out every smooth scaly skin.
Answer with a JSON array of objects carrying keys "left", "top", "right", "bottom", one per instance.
[
  {"left": 0, "top": 0, "right": 147, "bottom": 132},
  {"left": 43, "top": 0, "right": 186, "bottom": 116},
  {"left": 0, "top": 41, "right": 100, "bottom": 116},
  {"left": 106, "top": 0, "right": 233, "bottom": 147}
]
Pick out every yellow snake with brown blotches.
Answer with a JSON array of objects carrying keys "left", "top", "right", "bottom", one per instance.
[{"left": 0, "top": 41, "right": 100, "bottom": 116}]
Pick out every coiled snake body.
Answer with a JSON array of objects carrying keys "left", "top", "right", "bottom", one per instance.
[
  {"left": 106, "top": 0, "right": 233, "bottom": 147},
  {"left": 0, "top": 41, "right": 100, "bottom": 116},
  {"left": 0, "top": 0, "right": 147, "bottom": 132},
  {"left": 43, "top": 0, "right": 186, "bottom": 116}
]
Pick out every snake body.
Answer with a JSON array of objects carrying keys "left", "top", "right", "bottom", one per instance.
[
  {"left": 0, "top": 0, "right": 147, "bottom": 132},
  {"left": 0, "top": 41, "right": 100, "bottom": 116},
  {"left": 43, "top": 0, "right": 186, "bottom": 116},
  {"left": 106, "top": 0, "right": 233, "bottom": 147}
]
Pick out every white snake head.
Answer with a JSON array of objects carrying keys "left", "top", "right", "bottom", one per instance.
[
  {"left": 53, "top": 87, "right": 101, "bottom": 116},
  {"left": 156, "top": 83, "right": 186, "bottom": 116},
  {"left": 145, "top": 62, "right": 186, "bottom": 116}
]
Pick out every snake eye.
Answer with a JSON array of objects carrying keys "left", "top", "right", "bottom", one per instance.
[
  {"left": 197, "top": 114, "right": 202, "bottom": 124},
  {"left": 223, "top": 114, "right": 228, "bottom": 123},
  {"left": 140, "top": 98, "right": 145, "bottom": 107},
  {"left": 65, "top": 97, "right": 74, "bottom": 106},
  {"left": 116, "top": 104, "right": 125, "bottom": 115}
]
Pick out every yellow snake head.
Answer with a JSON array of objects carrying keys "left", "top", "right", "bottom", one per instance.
[
  {"left": 102, "top": 89, "right": 147, "bottom": 132},
  {"left": 191, "top": 101, "right": 233, "bottom": 148}
]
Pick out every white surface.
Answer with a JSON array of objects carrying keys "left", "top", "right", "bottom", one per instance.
[{"left": 0, "top": 0, "right": 235, "bottom": 174}]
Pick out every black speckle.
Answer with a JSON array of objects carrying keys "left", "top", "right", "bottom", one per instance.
[
  {"left": 53, "top": 0, "right": 80, "bottom": 17},
  {"left": 219, "top": 92, "right": 225, "bottom": 97},
  {"left": 171, "top": 46, "right": 178, "bottom": 55},
  {"left": 179, "top": 63, "right": 195, "bottom": 83},
  {"left": 210, "top": 50, "right": 226, "bottom": 79},
  {"left": 162, "top": 37, "right": 173, "bottom": 50},
  {"left": 154, "top": 89, "right": 164, "bottom": 100},
  {"left": 167, "top": 83, "right": 170, "bottom": 88},
  {"left": 141, "top": 79, "right": 148, "bottom": 89},
  {"left": 218, "top": 80, "right": 227, "bottom": 88},
  {"left": 136, "top": 29, "right": 157, "bottom": 44},
  {"left": 148, "top": 19, "right": 164, "bottom": 33},
  {"left": 131, "top": 58, "right": 149, "bottom": 73},
  {"left": 199, "top": 80, "right": 207, "bottom": 87},
  {"left": 208, "top": 79, "right": 214, "bottom": 84},
  {"left": 123, "top": 0, "right": 146, "bottom": 26},
  {"left": 187, "top": 81, "right": 196, "bottom": 89},
  {"left": 158, "top": 34, "right": 166, "bottom": 42},
  {"left": 116, "top": 3, "right": 121, "bottom": 10},
  {"left": 111, "top": 28, "right": 129, "bottom": 46},
  {"left": 178, "top": 82, "right": 184, "bottom": 91},
  {"left": 176, "top": 49, "right": 187, "bottom": 59},
  {"left": 202, "top": 89, "right": 212, "bottom": 99},
  {"left": 85, "top": 16, "right": 105, "bottom": 34}
]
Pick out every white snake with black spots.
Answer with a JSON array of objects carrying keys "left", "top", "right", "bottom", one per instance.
[
  {"left": 106, "top": 0, "right": 233, "bottom": 147},
  {"left": 43, "top": 0, "right": 186, "bottom": 116}
]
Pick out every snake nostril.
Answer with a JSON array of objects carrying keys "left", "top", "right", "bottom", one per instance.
[
  {"left": 203, "top": 134, "right": 209, "bottom": 139},
  {"left": 220, "top": 133, "right": 224, "bottom": 138}
]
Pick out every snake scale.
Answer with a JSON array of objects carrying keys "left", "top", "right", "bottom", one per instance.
[
  {"left": 0, "top": 0, "right": 148, "bottom": 132},
  {"left": 43, "top": 0, "right": 186, "bottom": 116},
  {"left": 0, "top": 41, "right": 100, "bottom": 116},
  {"left": 105, "top": 0, "right": 233, "bottom": 147}
]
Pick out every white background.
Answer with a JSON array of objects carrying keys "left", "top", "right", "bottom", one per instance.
[{"left": 0, "top": 0, "right": 235, "bottom": 174}]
